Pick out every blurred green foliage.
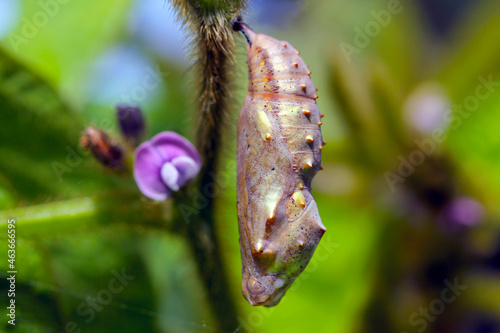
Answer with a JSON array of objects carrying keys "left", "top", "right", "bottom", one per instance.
[{"left": 0, "top": 0, "right": 500, "bottom": 332}]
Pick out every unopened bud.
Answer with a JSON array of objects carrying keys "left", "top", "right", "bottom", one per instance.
[
  {"left": 116, "top": 104, "right": 145, "bottom": 145},
  {"left": 80, "top": 126, "right": 124, "bottom": 170}
]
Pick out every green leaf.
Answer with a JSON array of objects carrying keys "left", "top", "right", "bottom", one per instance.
[{"left": 1, "top": 0, "right": 135, "bottom": 103}]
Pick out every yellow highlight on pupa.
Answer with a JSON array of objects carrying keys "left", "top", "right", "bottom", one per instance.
[{"left": 292, "top": 191, "right": 306, "bottom": 207}]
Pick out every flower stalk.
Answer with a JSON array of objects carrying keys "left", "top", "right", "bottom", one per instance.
[{"left": 169, "top": 0, "right": 247, "bottom": 331}]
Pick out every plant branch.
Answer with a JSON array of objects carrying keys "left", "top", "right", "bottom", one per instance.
[{"left": 170, "top": 1, "right": 247, "bottom": 331}]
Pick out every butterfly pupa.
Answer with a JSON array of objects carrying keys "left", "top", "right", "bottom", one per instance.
[{"left": 234, "top": 17, "right": 326, "bottom": 307}]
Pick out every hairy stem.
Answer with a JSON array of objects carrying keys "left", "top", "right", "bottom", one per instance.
[{"left": 170, "top": 0, "right": 246, "bottom": 331}]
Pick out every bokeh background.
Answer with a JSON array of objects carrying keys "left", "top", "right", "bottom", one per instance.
[{"left": 1, "top": 0, "right": 500, "bottom": 332}]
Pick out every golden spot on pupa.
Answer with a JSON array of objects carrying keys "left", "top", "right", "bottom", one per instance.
[
  {"left": 292, "top": 191, "right": 306, "bottom": 207},
  {"left": 263, "top": 77, "right": 269, "bottom": 83},
  {"left": 297, "top": 240, "right": 305, "bottom": 247},
  {"left": 323, "top": 140, "right": 327, "bottom": 146},
  {"left": 259, "top": 61, "right": 265, "bottom": 67},
  {"left": 320, "top": 166, "right": 324, "bottom": 170},
  {"left": 319, "top": 146, "right": 323, "bottom": 151},
  {"left": 303, "top": 110, "right": 310, "bottom": 116},
  {"left": 301, "top": 85, "right": 306, "bottom": 90},
  {"left": 304, "top": 161, "right": 313, "bottom": 170},
  {"left": 255, "top": 240, "right": 264, "bottom": 253},
  {"left": 293, "top": 63, "right": 298, "bottom": 68},
  {"left": 314, "top": 95, "right": 318, "bottom": 100},
  {"left": 318, "top": 121, "right": 323, "bottom": 126},
  {"left": 321, "top": 113, "right": 325, "bottom": 118},
  {"left": 307, "top": 71, "right": 311, "bottom": 76},
  {"left": 265, "top": 133, "right": 272, "bottom": 141},
  {"left": 306, "top": 136, "right": 314, "bottom": 143}
]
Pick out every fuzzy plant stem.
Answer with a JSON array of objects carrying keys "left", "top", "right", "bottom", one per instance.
[{"left": 170, "top": 1, "right": 246, "bottom": 331}]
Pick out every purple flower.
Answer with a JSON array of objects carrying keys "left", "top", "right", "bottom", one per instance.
[
  {"left": 116, "top": 104, "right": 145, "bottom": 144},
  {"left": 134, "top": 132, "right": 201, "bottom": 200}
]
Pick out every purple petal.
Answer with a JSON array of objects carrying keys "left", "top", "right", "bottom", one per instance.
[
  {"left": 171, "top": 155, "right": 200, "bottom": 187},
  {"left": 151, "top": 132, "right": 201, "bottom": 164},
  {"left": 441, "top": 197, "right": 485, "bottom": 227},
  {"left": 133, "top": 131, "right": 202, "bottom": 200},
  {"left": 134, "top": 141, "right": 170, "bottom": 200},
  {"left": 161, "top": 162, "right": 180, "bottom": 192}
]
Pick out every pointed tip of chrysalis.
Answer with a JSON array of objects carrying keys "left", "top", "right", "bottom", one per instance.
[
  {"left": 232, "top": 16, "right": 256, "bottom": 47},
  {"left": 232, "top": 16, "right": 244, "bottom": 32}
]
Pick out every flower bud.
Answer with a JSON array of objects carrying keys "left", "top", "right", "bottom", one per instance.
[
  {"left": 116, "top": 104, "right": 145, "bottom": 145},
  {"left": 80, "top": 126, "right": 124, "bottom": 170},
  {"left": 133, "top": 132, "right": 201, "bottom": 200}
]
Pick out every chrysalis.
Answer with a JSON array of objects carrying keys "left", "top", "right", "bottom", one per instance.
[{"left": 234, "top": 18, "right": 326, "bottom": 307}]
